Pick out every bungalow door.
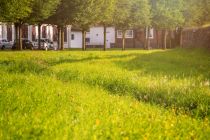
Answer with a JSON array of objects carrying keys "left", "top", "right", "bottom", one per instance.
[
  {"left": 106, "top": 27, "right": 115, "bottom": 48},
  {"left": 7, "top": 25, "right": 12, "bottom": 41}
]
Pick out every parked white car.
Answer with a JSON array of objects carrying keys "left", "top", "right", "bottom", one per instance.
[
  {"left": 33, "top": 39, "right": 48, "bottom": 50},
  {"left": 0, "top": 39, "right": 12, "bottom": 50},
  {"left": 43, "top": 39, "right": 54, "bottom": 49}
]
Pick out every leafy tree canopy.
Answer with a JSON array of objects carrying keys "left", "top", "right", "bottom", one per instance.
[
  {"left": 182, "top": 0, "right": 204, "bottom": 27},
  {"left": 114, "top": 0, "right": 151, "bottom": 30},
  {"left": 27, "top": 0, "right": 60, "bottom": 24},
  {"left": 129, "top": 0, "right": 151, "bottom": 28},
  {"left": 47, "top": 0, "right": 107, "bottom": 29},
  {"left": 98, "top": 0, "right": 116, "bottom": 26},
  {"left": 152, "top": 0, "right": 184, "bottom": 29},
  {"left": 0, "top": 0, "right": 33, "bottom": 23},
  {"left": 202, "top": 0, "right": 210, "bottom": 24}
]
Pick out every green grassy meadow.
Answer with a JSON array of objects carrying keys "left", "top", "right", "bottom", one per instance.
[{"left": 0, "top": 48, "right": 210, "bottom": 139}]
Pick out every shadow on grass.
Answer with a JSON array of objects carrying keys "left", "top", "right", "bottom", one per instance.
[
  {"left": 53, "top": 48, "right": 210, "bottom": 119},
  {"left": 49, "top": 48, "right": 210, "bottom": 79},
  {"left": 46, "top": 52, "right": 142, "bottom": 66},
  {"left": 114, "top": 48, "right": 210, "bottom": 79},
  {"left": 0, "top": 59, "right": 49, "bottom": 74},
  {"left": 47, "top": 56, "right": 102, "bottom": 66},
  {"left": 56, "top": 68, "right": 210, "bottom": 119},
  {"left": 1, "top": 48, "right": 209, "bottom": 119},
  {"left": 64, "top": 47, "right": 144, "bottom": 51}
]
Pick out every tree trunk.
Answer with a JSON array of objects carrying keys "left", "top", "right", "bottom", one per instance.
[
  {"left": 146, "top": 27, "right": 150, "bottom": 50},
  {"left": 82, "top": 30, "right": 86, "bottom": 51},
  {"left": 104, "top": 25, "right": 107, "bottom": 51},
  {"left": 163, "top": 29, "right": 168, "bottom": 50},
  {"left": 57, "top": 27, "right": 61, "bottom": 50},
  {"left": 38, "top": 24, "right": 41, "bottom": 50},
  {"left": 144, "top": 27, "right": 147, "bottom": 49},
  {"left": 18, "top": 23, "right": 22, "bottom": 50},
  {"left": 169, "top": 30, "right": 172, "bottom": 49},
  {"left": 133, "top": 31, "right": 136, "bottom": 48},
  {"left": 161, "top": 30, "right": 164, "bottom": 49},
  {"left": 14, "top": 23, "right": 19, "bottom": 50},
  {"left": 61, "top": 27, "right": 64, "bottom": 50},
  {"left": 156, "top": 29, "right": 159, "bottom": 49},
  {"left": 122, "top": 30, "right": 126, "bottom": 51},
  {"left": 179, "top": 27, "right": 183, "bottom": 48},
  {"left": 147, "top": 28, "right": 150, "bottom": 50}
]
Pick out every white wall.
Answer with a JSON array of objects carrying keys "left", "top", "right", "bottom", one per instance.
[
  {"left": 12, "top": 25, "right": 15, "bottom": 42},
  {"left": 35, "top": 26, "right": 38, "bottom": 39},
  {"left": 71, "top": 31, "right": 82, "bottom": 48},
  {"left": 88, "top": 27, "right": 104, "bottom": 46},
  {"left": 0, "top": 25, "right": 2, "bottom": 39},
  {"left": 86, "top": 26, "right": 115, "bottom": 48}
]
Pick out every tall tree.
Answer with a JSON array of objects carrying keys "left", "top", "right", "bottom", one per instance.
[
  {"left": 0, "top": 0, "right": 33, "bottom": 50},
  {"left": 201, "top": 0, "right": 210, "bottom": 24},
  {"left": 46, "top": 0, "right": 78, "bottom": 50},
  {"left": 27, "top": 0, "right": 60, "bottom": 49},
  {"left": 98, "top": 0, "right": 116, "bottom": 51},
  {"left": 152, "top": 0, "right": 184, "bottom": 49},
  {"left": 130, "top": 0, "right": 151, "bottom": 50},
  {"left": 47, "top": 0, "right": 104, "bottom": 50},
  {"left": 177, "top": 0, "right": 204, "bottom": 47},
  {"left": 113, "top": 0, "right": 132, "bottom": 50},
  {"left": 73, "top": 0, "right": 104, "bottom": 51},
  {"left": 114, "top": 0, "right": 151, "bottom": 50}
]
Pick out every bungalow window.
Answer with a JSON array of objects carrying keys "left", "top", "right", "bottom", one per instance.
[
  {"left": 85, "top": 38, "right": 90, "bottom": 43},
  {"left": 125, "top": 30, "right": 133, "bottom": 38},
  {"left": 42, "top": 26, "right": 47, "bottom": 38},
  {"left": 7, "top": 25, "right": 12, "bottom": 41},
  {"left": 71, "top": 34, "right": 75, "bottom": 40},
  {"left": 117, "top": 30, "right": 123, "bottom": 38},
  {"left": 117, "top": 30, "right": 134, "bottom": 38},
  {"left": 146, "top": 28, "right": 154, "bottom": 39},
  {"left": 22, "top": 25, "right": 28, "bottom": 39}
]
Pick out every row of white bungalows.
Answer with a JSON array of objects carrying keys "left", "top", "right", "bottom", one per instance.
[{"left": 0, "top": 23, "right": 117, "bottom": 49}]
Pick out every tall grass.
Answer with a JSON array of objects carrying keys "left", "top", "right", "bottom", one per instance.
[{"left": 0, "top": 48, "right": 210, "bottom": 139}]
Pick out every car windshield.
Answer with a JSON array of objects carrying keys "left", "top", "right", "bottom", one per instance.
[{"left": 43, "top": 39, "right": 52, "bottom": 43}]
